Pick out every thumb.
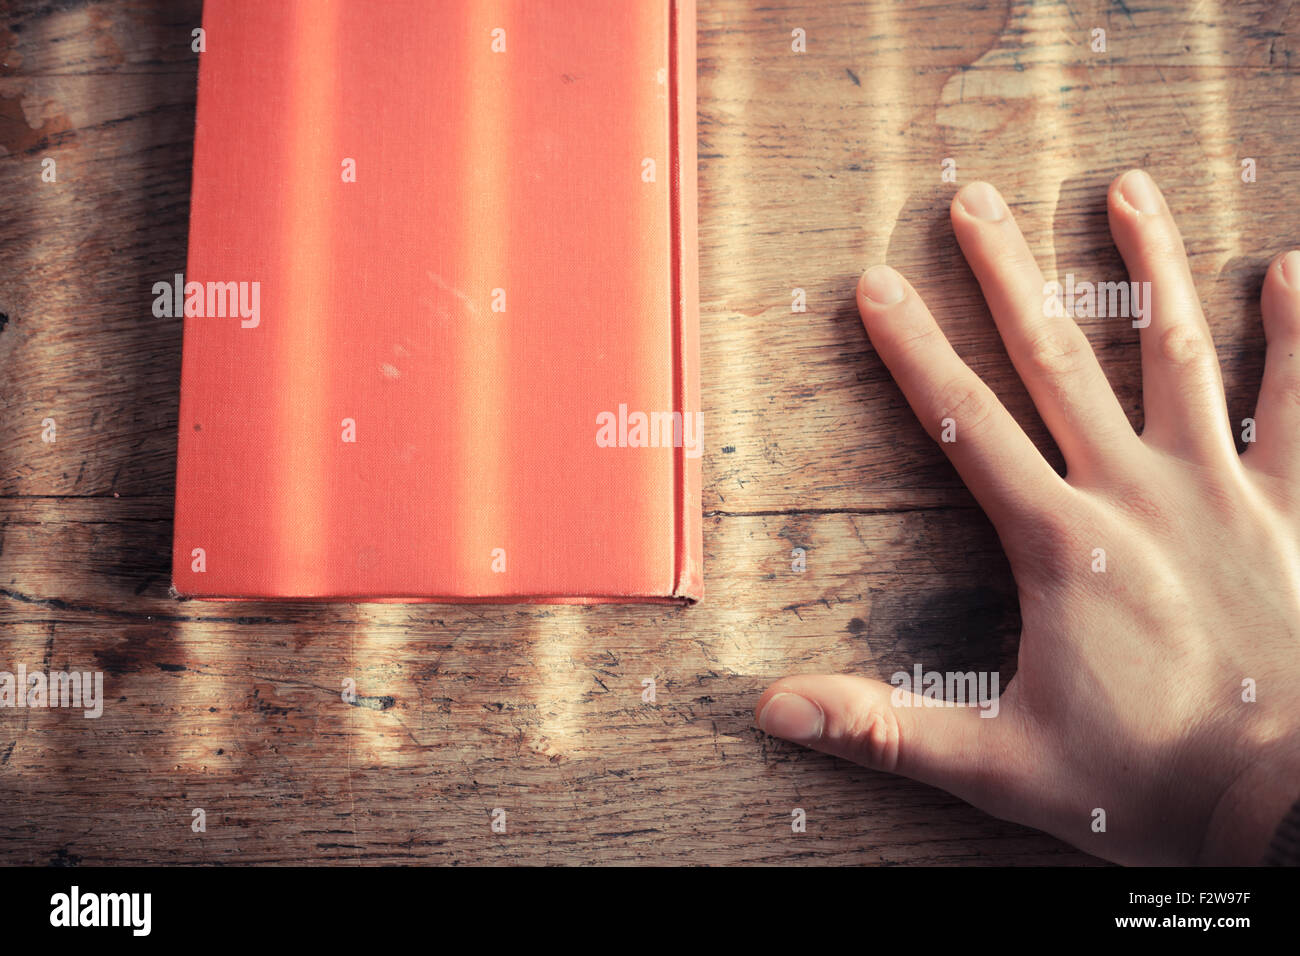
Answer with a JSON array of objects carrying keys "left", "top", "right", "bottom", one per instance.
[{"left": 755, "top": 673, "right": 1012, "bottom": 804}]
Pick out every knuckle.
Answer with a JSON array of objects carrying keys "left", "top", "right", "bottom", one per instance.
[
  {"left": 1158, "top": 322, "right": 1214, "bottom": 367},
  {"left": 1039, "top": 511, "right": 1083, "bottom": 554},
  {"left": 1106, "top": 479, "right": 1169, "bottom": 524},
  {"left": 842, "top": 701, "right": 902, "bottom": 773},
  {"left": 1023, "top": 325, "right": 1089, "bottom": 381},
  {"left": 887, "top": 323, "right": 943, "bottom": 365},
  {"left": 928, "top": 378, "right": 995, "bottom": 440},
  {"left": 1021, "top": 507, "right": 1090, "bottom": 569},
  {"left": 1194, "top": 467, "right": 1247, "bottom": 522},
  {"left": 1147, "top": 238, "right": 1184, "bottom": 267},
  {"left": 1136, "top": 227, "right": 1185, "bottom": 265},
  {"left": 994, "top": 247, "right": 1039, "bottom": 278}
]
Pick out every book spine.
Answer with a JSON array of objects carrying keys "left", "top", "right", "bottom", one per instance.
[{"left": 671, "top": 0, "right": 703, "bottom": 602}]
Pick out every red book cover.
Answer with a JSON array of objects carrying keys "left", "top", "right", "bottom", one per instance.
[{"left": 170, "top": 0, "right": 701, "bottom": 603}]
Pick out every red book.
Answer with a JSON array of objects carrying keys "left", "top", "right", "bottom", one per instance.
[{"left": 170, "top": 0, "right": 701, "bottom": 602}]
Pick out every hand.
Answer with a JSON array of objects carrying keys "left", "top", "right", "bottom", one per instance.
[{"left": 756, "top": 170, "right": 1300, "bottom": 865}]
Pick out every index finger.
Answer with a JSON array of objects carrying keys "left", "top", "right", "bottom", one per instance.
[{"left": 858, "top": 265, "right": 1069, "bottom": 532}]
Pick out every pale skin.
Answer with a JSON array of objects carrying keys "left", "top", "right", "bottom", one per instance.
[{"left": 755, "top": 170, "right": 1300, "bottom": 866}]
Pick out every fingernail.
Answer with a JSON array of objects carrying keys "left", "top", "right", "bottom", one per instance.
[
  {"left": 860, "top": 264, "right": 905, "bottom": 305},
  {"left": 1120, "top": 169, "right": 1163, "bottom": 215},
  {"left": 957, "top": 181, "right": 1005, "bottom": 222},
  {"left": 1281, "top": 250, "right": 1300, "bottom": 288},
  {"left": 757, "top": 692, "right": 824, "bottom": 743}
]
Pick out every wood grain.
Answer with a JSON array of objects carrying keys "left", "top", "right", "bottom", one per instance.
[{"left": 2, "top": 0, "right": 1297, "bottom": 865}]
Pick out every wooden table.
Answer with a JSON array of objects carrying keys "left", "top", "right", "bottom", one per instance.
[{"left": 1, "top": 0, "right": 1295, "bottom": 865}]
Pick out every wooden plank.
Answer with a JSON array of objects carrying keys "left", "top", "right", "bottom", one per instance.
[{"left": 1, "top": 506, "right": 1050, "bottom": 865}]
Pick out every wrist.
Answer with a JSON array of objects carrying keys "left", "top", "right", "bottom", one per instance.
[{"left": 1197, "top": 734, "right": 1300, "bottom": 865}]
